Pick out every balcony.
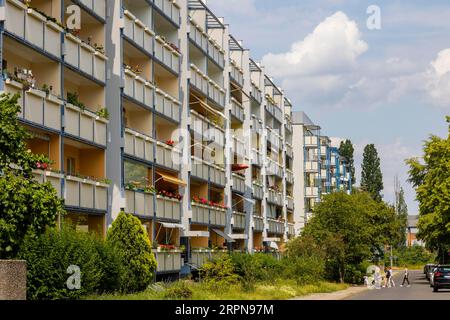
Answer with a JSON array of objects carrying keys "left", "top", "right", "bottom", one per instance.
[
  {"left": 305, "top": 187, "right": 319, "bottom": 198},
  {"left": 154, "top": 35, "right": 180, "bottom": 74},
  {"left": 125, "top": 189, "right": 154, "bottom": 217},
  {"left": 321, "top": 169, "right": 327, "bottom": 179},
  {"left": 191, "top": 202, "right": 209, "bottom": 224},
  {"left": 124, "top": 128, "right": 155, "bottom": 163},
  {"left": 321, "top": 146, "right": 327, "bottom": 156},
  {"left": 285, "top": 117, "right": 293, "bottom": 133},
  {"left": 207, "top": 39, "right": 225, "bottom": 69},
  {"left": 64, "top": 33, "right": 107, "bottom": 83},
  {"left": 232, "top": 174, "right": 245, "bottom": 193},
  {"left": 77, "top": 0, "right": 106, "bottom": 20},
  {"left": 286, "top": 143, "right": 293, "bottom": 158},
  {"left": 233, "top": 136, "right": 245, "bottom": 158},
  {"left": 123, "top": 69, "right": 155, "bottom": 108},
  {"left": 231, "top": 97, "right": 244, "bottom": 122},
  {"left": 156, "top": 195, "right": 181, "bottom": 221},
  {"left": 287, "top": 196, "right": 294, "bottom": 211},
  {"left": 208, "top": 79, "right": 226, "bottom": 108},
  {"left": 252, "top": 183, "right": 263, "bottom": 200},
  {"left": 305, "top": 136, "right": 318, "bottom": 148},
  {"left": 251, "top": 149, "right": 263, "bottom": 167},
  {"left": 155, "top": 87, "right": 181, "bottom": 123},
  {"left": 33, "top": 170, "right": 63, "bottom": 198},
  {"left": 210, "top": 207, "right": 226, "bottom": 227},
  {"left": 305, "top": 161, "right": 319, "bottom": 172},
  {"left": 265, "top": 98, "right": 283, "bottom": 123},
  {"left": 267, "top": 159, "right": 283, "bottom": 178},
  {"left": 232, "top": 211, "right": 246, "bottom": 230},
  {"left": 191, "top": 157, "right": 225, "bottom": 186},
  {"left": 268, "top": 219, "right": 285, "bottom": 235},
  {"left": 191, "top": 250, "right": 211, "bottom": 267},
  {"left": 267, "top": 129, "right": 281, "bottom": 150},
  {"left": 288, "top": 223, "right": 295, "bottom": 236},
  {"left": 210, "top": 164, "right": 226, "bottom": 186},
  {"left": 4, "top": 80, "right": 62, "bottom": 131},
  {"left": 267, "top": 189, "right": 283, "bottom": 206},
  {"left": 190, "top": 64, "right": 209, "bottom": 96},
  {"left": 64, "top": 103, "right": 108, "bottom": 147},
  {"left": 190, "top": 110, "right": 225, "bottom": 144},
  {"left": 253, "top": 215, "right": 264, "bottom": 232},
  {"left": 189, "top": 20, "right": 208, "bottom": 53},
  {"left": 65, "top": 176, "right": 108, "bottom": 211},
  {"left": 286, "top": 169, "right": 294, "bottom": 184},
  {"left": 230, "top": 60, "right": 244, "bottom": 87},
  {"left": 153, "top": 250, "right": 182, "bottom": 273},
  {"left": 123, "top": 10, "right": 155, "bottom": 55},
  {"left": 251, "top": 82, "right": 262, "bottom": 104},
  {"left": 251, "top": 115, "right": 263, "bottom": 132},
  {"left": 154, "top": 0, "right": 181, "bottom": 27},
  {"left": 5, "top": 0, "right": 63, "bottom": 58},
  {"left": 155, "top": 141, "right": 181, "bottom": 171}
]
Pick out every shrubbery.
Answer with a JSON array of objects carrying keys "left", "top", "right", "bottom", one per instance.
[
  {"left": 392, "top": 245, "right": 436, "bottom": 267},
  {"left": 200, "top": 254, "right": 239, "bottom": 290},
  {"left": 163, "top": 281, "right": 193, "bottom": 299},
  {"left": 18, "top": 212, "right": 157, "bottom": 299}
]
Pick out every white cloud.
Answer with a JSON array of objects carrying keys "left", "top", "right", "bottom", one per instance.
[
  {"left": 262, "top": 11, "right": 368, "bottom": 77},
  {"left": 426, "top": 48, "right": 450, "bottom": 108}
]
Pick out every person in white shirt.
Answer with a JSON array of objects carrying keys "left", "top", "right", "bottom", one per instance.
[{"left": 401, "top": 267, "right": 410, "bottom": 287}]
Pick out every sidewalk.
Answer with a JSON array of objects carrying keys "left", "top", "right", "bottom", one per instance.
[{"left": 291, "top": 285, "right": 368, "bottom": 300}]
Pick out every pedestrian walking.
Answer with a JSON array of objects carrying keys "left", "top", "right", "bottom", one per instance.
[
  {"left": 388, "top": 267, "right": 396, "bottom": 288},
  {"left": 400, "top": 267, "right": 410, "bottom": 287},
  {"left": 383, "top": 267, "right": 390, "bottom": 288}
]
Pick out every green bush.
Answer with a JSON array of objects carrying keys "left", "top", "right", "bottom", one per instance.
[
  {"left": 18, "top": 226, "right": 107, "bottom": 300},
  {"left": 200, "top": 255, "right": 239, "bottom": 290},
  {"left": 282, "top": 256, "right": 324, "bottom": 285},
  {"left": 393, "top": 245, "right": 436, "bottom": 266},
  {"left": 163, "top": 281, "right": 193, "bottom": 300},
  {"left": 106, "top": 212, "right": 157, "bottom": 293}
]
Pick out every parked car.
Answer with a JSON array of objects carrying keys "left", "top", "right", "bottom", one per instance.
[
  {"left": 430, "top": 266, "right": 438, "bottom": 287},
  {"left": 424, "top": 263, "right": 434, "bottom": 275},
  {"left": 425, "top": 264, "right": 437, "bottom": 280},
  {"left": 432, "top": 265, "right": 450, "bottom": 292}
]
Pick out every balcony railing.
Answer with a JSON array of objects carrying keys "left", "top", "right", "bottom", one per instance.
[
  {"left": 321, "top": 146, "right": 327, "bottom": 156},
  {"left": 153, "top": 251, "right": 182, "bottom": 272},
  {"left": 123, "top": 69, "right": 155, "bottom": 108},
  {"left": 231, "top": 97, "right": 244, "bottom": 122},
  {"left": 191, "top": 250, "right": 212, "bottom": 267},
  {"left": 4, "top": 80, "right": 62, "bottom": 131},
  {"left": 251, "top": 82, "right": 262, "bottom": 104},
  {"left": 208, "top": 79, "right": 226, "bottom": 107},
  {"left": 252, "top": 183, "right": 263, "bottom": 200},
  {"left": 286, "top": 169, "right": 294, "bottom": 184},
  {"left": 190, "top": 110, "right": 225, "bottom": 145},
  {"left": 251, "top": 149, "right": 263, "bottom": 167},
  {"left": 123, "top": 9, "right": 154, "bottom": 54},
  {"left": 5, "top": 0, "right": 63, "bottom": 58},
  {"left": 155, "top": 141, "right": 181, "bottom": 171},
  {"left": 156, "top": 195, "right": 181, "bottom": 221},
  {"left": 124, "top": 128, "right": 155, "bottom": 163},
  {"left": 305, "top": 136, "right": 318, "bottom": 148},
  {"left": 64, "top": 33, "right": 107, "bottom": 83},
  {"left": 207, "top": 39, "right": 225, "bottom": 69},
  {"left": 191, "top": 202, "right": 209, "bottom": 224},
  {"left": 190, "top": 64, "right": 208, "bottom": 96},
  {"left": 287, "top": 196, "right": 294, "bottom": 210},
  {"left": 305, "top": 187, "right": 319, "bottom": 198},
  {"left": 267, "top": 189, "right": 283, "bottom": 206},
  {"left": 125, "top": 189, "right": 154, "bottom": 217},
  {"left": 154, "top": 0, "right": 180, "bottom": 26},
  {"left": 33, "top": 170, "right": 63, "bottom": 198},
  {"left": 253, "top": 215, "right": 264, "bottom": 232},
  {"left": 155, "top": 87, "right": 181, "bottom": 123},
  {"left": 267, "top": 218, "right": 285, "bottom": 235},
  {"left": 232, "top": 211, "right": 246, "bottom": 230},
  {"left": 251, "top": 115, "right": 263, "bottom": 132},
  {"left": 321, "top": 169, "right": 327, "bottom": 179},
  {"left": 189, "top": 20, "right": 208, "bottom": 52},
  {"left": 233, "top": 136, "right": 245, "bottom": 158},
  {"left": 78, "top": 0, "right": 106, "bottom": 19},
  {"left": 265, "top": 99, "right": 283, "bottom": 123},
  {"left": 288, "top": 223, "right": 295, "bottom": 236},
  {"left": 230, "top": 60, "right": 244, "bottom": 87},
  {"left": 305, "top": 161, "right": 319, "bottom": 172},
  {"left": 267, "top": 159, "right": 283, "bottom": 178},
  {"left": 65, "top": 176, "right": 108, "bottom": 211},
  {"left": 285, "top": 117, "right": 293, "bottom": 133},
  {"left": 191, "top": 157, "right": 225, "bottom": 185},
  {"left": 210, "top": 207, "right": 226, "bottom": 226},
  {"left": 65, "top": 103, "right": 108, "bottom": 147},
  {"left": 232, "top": 174, "right": 245, "bottom": 193},
  {"left": 210, "top": 164, "right": 226, "bottom": 186},
  {"left": 154, "top": 35, "right": 180, "bottom": 74},
  {"left": 267, "top": 129, "right": 281, "bottom": 151}
]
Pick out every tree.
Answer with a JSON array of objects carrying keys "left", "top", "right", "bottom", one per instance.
[
  {"left": 301, "top": 191, "right": 400, "bottom": 283},
  {"left": 406, "top": 117, "right": 450, "bottom": 263},
  {"left": 395, "top": 186, "right": 408, "bottom": 248},
  {"left": 0, "top": 94, "right": 64, "bottom": 259},
  {"left": 106, "top": 212, "right": 157, "bottom": 292},
  {"left": 361, "top": 144, "right": 384, "bottom": 201},
  {"left": 339, "top": 139, "right": 356, "bottom": 185}
]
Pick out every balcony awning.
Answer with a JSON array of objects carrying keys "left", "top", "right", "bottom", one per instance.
[
  {"left": 156, "top": 171, "right": 187, "bottom": 186},
  {"left": 190, "top": 93, "right": 226, "bottom": 119},
  {"left": 212, "top": 229, "right": 235, "bottom": 242},
  {"left": 161, "top": 222, "right": 185, "bottom": 230},
  {"left": 269, "top": 242, "right": 279, "bottom": 250}
]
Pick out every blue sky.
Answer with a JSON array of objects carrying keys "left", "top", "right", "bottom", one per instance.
[{"left": 208, "top": 0, "right": 450, "bottom": 213}]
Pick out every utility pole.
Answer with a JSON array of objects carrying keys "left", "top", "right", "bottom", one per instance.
[{"left": 390, "top": 245, "right": 393, "bottom": 268}]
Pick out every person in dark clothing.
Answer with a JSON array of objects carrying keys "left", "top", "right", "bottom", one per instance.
[{"left": 401, "top": 267, "right": 410, "bottom": 287}]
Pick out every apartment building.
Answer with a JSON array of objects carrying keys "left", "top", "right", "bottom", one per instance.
[
  {"left": 0, "top": 0, "right": 350, "bottom": 279},
  {"left": 292, "top": 111, "right": 352, "bottom": 229}
]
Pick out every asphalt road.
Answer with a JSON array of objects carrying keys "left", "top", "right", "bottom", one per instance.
[{"left": 348, "top": 270, "right": 450, "bottom": 300}]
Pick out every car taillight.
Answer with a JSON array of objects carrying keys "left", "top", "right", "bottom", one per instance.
[{"left": 434, "top": 272, "right": 442, "bottom": 278}]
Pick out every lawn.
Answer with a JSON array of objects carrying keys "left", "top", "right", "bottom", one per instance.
[{"left": 87, "top": 279, "right": 349, "bottom": 300}]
